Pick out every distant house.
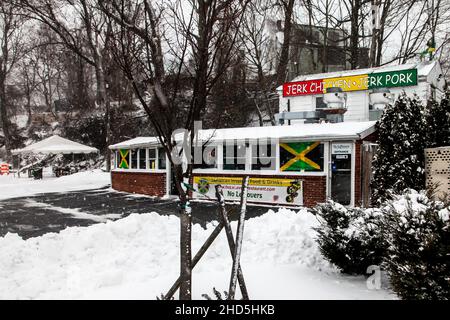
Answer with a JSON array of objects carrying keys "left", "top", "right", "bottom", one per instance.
[{"left": 263, "top": 20, "right": 369, "bottom": 80}]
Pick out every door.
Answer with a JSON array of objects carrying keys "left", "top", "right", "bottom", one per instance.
[{"left": 331, "top": 143, "right": 352, "bottom": 205}]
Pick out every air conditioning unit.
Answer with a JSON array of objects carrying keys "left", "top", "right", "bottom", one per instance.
[
  {"left": 323, "top": 87, "right": 347, "bottom": 109},
  {"left": 369, "top": 88, "right": 394, "bottom": 110}
]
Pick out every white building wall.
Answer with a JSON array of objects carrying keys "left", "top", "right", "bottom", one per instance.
[
  {"left": 279, "top": 80, "right": 433, "bottom": 123},
  {"left": 344, "top": 91, "right": 370, "bottom": 122}
]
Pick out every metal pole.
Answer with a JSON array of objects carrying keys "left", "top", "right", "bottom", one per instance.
[
  {"left": 228, "top": 176, "right": 250, "bottom": 300},
  {"left": 215, "top": 184, "right": 249, "bottom": 300}
]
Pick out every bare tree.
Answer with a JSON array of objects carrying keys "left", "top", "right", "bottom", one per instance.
[
  {"left": 20, "top": 0, "right": 113, "bottom": 170},
  {"left": 275, "top": 0, "right": 295, "bottom": 85},
  {"left": 0, "top": 2, "right": 26, "bottom": 159},
  {"left": 100, "top": 0, "right": 250, "bottom": 299},
  {"left": 18, "top": 50, "right": 39, "bottom": 127}
]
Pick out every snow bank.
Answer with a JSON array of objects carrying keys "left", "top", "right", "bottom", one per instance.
[
  {"left": 0, "top": 169, "right": 110, "bottom": 200},
  {"left": 0, "top": 208, "right": 395, "bottom": 299}
]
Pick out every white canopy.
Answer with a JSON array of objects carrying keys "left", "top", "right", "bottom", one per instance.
[{"left": 12, "top": 135, "right": 99, "bottom": 155}]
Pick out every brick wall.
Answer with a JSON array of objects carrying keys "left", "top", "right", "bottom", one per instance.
[
  {"left": 192, "top": 173, "right": 326, "bottom": 207},
  {"left": 111, "top": 171, "right": 166, "bottom": 197}
]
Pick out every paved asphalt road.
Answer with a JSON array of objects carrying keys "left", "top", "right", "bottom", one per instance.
[{"left": 0, "top": 187, "right": 270, "bottom": 239}]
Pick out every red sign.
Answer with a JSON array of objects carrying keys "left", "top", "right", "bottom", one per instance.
[
  {"left": 0, "top": 163, "right": 9, "bottom": 175},
  {"left": 283, "top": 79, "right": 324, "bottom": 97}
]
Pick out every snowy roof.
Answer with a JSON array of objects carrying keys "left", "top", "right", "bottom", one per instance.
[
  {"left": 277, "top": 61, "right": 439, "bottom": 90},
  {"left": 109, "top": 137, "right": 161, "bottom": 149},
  {"left": 12, "top": 135, "right": 99, "bottom": 155},
  {"left": 109, "top": 121, "right": 376, "bottom": 149}
]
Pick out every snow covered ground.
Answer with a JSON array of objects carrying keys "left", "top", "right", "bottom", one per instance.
[
  {"left": 0, "top": 169, "right": 110, "bottom": 201},
  {"left": 0, "top": 170, "right": 396, "bottom": 299},
  {"left": 0, "top": 209, "right": 396, "bottom": 299}
]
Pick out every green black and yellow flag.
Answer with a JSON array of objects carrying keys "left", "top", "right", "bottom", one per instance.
[
  {"left": 119, "top": 149, "right": 130, "bottom": 169},
  {"left": 280, "top": 142, "right": 323, "bottom": 172}
]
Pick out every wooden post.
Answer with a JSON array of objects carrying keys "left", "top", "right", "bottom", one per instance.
[
  {"left": 215, "top": 184, "right": 249, "bottom": 300},
  {"left": 228, "top": 176, "right": 249, "bottom": 300},
  {"left": 163, "top": 208, "right": 235, "bottom": 300}
]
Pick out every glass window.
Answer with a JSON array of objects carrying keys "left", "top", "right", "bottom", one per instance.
[
  {"left": 252, "top": 143, "right": 276, "bottom": 170},
  {"left": 148, "top": 148, "right": 156, "bottom": 170},
  {"left": 223, "top": 141, "right": 246, "bottom": 170},
  {"left": 279, "top": 142, "right": 324, "bottom": 172},
  {"left": 130, "top": 149, "right": 138, "bottom": 169},
  {"left": 115, "top": 151, "right": 120, "bottom": 169},
  {"left": 138, "top": 149, "right": 146, "bottom": 169},
  {"left": 158, "top": 148, "right": 166, "bottom": 169},
  {"left": 194, "top": 144, "right": 217, "bottom": 169},
  {"left": 316, "top": 96, "right": 327, "bottom": 109}
]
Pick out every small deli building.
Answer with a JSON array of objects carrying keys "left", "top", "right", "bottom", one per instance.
[{"left": 110, "top": 121, "right": 376, "bottom": 207}]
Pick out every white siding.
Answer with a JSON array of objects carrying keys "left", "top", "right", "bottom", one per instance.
[
  {"left": 289, "top": 95, "right": 315, "bottom": 112},
  {"left": 344, "top": 91, "right": 369, "bottom": 122}
]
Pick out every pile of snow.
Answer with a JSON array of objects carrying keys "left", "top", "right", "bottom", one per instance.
[
  {"left": 0, "top": 208, "right": 395, "bottom": 299},
  {"left": 0, "top": 169, "right": 110, "bottom": 201}
]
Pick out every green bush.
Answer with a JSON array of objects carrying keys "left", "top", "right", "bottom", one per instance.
[
  {"left": 381, "top": 190, "right": 450, "bottom": 299},
  {"left": 310, "top": 201, "right": 385, "bottom": 275}
]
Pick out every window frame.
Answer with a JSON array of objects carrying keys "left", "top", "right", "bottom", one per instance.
[
  {"left": 112, "top": 147, "right": 167, "bottom": 173},
  {"left": 222, "top": 140, "right": 248, "bottom": 171}
]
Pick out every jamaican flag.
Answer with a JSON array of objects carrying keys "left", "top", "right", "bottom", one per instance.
[
  {"left": 420, "top": 38, "right": 436, "bottom": 61},
  {"left": 280, "top": 142, "right": 323, "bottom": 172},
  {"left": 118, "top": 149, "right": 130, "bottom": 169}
]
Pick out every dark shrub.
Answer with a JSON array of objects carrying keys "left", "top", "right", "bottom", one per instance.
[{"left": 311, "top": 201, "right": 385, "bottom": 275}]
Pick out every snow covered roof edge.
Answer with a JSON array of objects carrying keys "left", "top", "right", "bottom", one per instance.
[{"left": 110, "top": 121, "right": 377, "bottom": 149}]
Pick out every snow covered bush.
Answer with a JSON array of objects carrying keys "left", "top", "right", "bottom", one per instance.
[
  {"left": 381, "top": 190, "right": 450, "bottom": 300},
  {"left": 371, "top": 93, "right": 428, "bottom": 204},
  {"left": 311, "top": 201, "right": 385, "bottom": 275},
  {"left": 426, "top": 90, "right": 450, "bottom": 148}
]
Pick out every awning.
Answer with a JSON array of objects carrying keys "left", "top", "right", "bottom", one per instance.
[{"left": 12, "top": 135, "right": 99, "bottom": 155}]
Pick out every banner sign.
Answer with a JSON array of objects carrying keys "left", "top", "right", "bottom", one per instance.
[
  {"left": 283, "top": 68, "right": 418, "bottom": 97},
  {"left": 193, "top": 176, "right": 303, "bottom": 205}
]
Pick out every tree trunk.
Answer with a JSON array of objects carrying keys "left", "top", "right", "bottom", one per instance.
[
  {"left": 174, "top": 164, "right": 192, "bottom": 300},
  {"left": 275, "top": 0, "right": 295, "bottom": 86},
  {"left": 349, "top": 0, "right": 362, "bottom": 69},
  {"left": 94, "top": 57, "right": 111, "bottom": 172},
  {"left": 0, "top": 76, "right": 12, "bottom": 161}
]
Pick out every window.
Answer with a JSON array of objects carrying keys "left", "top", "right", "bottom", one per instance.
[
  {"left": 148, "top": 148, "right": 156, "bottom": 170},
  {"left": 139, "top": 149, "right": 146, "bottom": 169},
  {"left": 194, "top": 144, "right": 217, "bottom": 169},
  {"left": 117, "top": 149, "right": 130, "bottom": 169},
  {"left": 252, "top": 143, "right": 276, "bottom": 170},
  {"left": 316, "top": 97, "right": 327, "bottom": 110},
  {"left": 279, "top": 142, "right": 324, "bottom": 172},
  {"left": 158, "top": 148, "right": 166, "bottom": 169},
  {"left": 223, "top": 141, "right": 246, "bottom": 170},
  {"left": 115, "top": 151, "right": 120, "bottom": 169},
  {"left": 130, "top": 149, "right": 138, "bottom": 169}
]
